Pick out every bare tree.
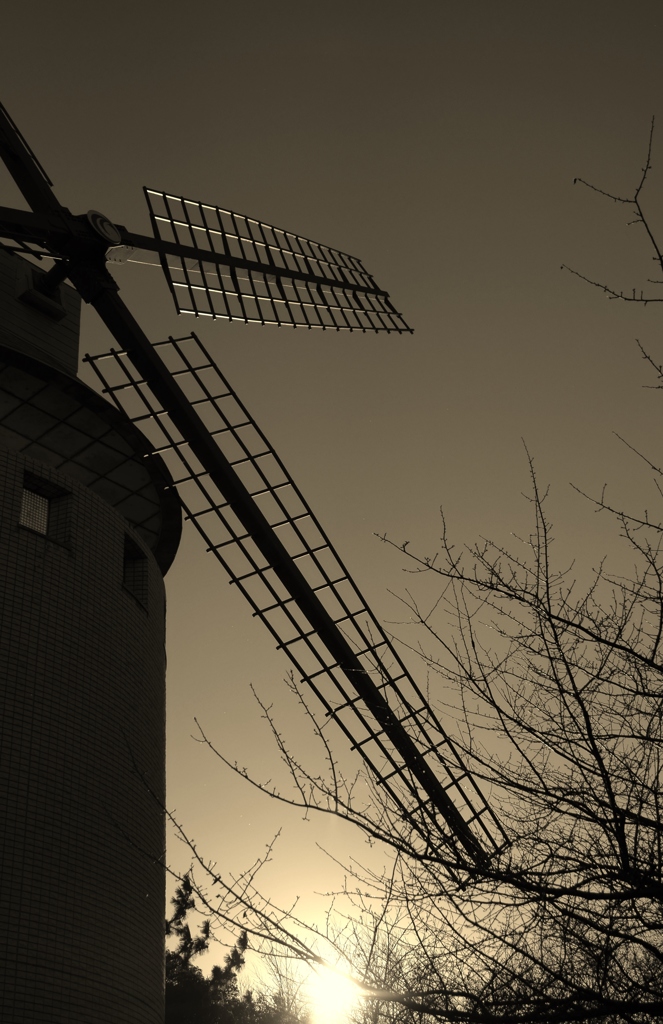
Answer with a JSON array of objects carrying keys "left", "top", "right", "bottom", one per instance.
[{"left": 171, "top": 129, "right": 663, "bottom": 1024}]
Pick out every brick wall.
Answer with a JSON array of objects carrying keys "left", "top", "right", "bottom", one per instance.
[{"left": 0, "top": 447, "right": 168, "bottom": 1024}]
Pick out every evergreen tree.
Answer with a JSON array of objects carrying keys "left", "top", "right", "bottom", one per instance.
[{"left": 165, "top": 876, "right": 254, "bottom": 1024}]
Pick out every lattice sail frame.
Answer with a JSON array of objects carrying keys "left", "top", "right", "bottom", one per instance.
[
  {"left": 145, "top": 189, "right": 411, "bottom": 333},
  {"left": 0, "top": 237, "right": 53, "bottom": 260},
  {"left": 86, "top": 334, "right": 503, "bottom": 858}
]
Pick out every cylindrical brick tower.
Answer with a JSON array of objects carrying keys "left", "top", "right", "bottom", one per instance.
[{"left": 0, "top": 248, "right": 182, "bottom": 1024}]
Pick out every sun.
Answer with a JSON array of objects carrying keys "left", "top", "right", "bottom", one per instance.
[{"left": 306, "top": 965, "right": 362, "bottom": 1024}]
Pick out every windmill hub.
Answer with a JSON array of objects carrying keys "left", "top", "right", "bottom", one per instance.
[{"left": 86, "top": 208, "right": 122, "bottom": 246}]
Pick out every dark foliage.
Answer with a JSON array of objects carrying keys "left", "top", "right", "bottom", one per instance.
[{"left": 165, "top": 876, "right": 259, "bottom": 1024}]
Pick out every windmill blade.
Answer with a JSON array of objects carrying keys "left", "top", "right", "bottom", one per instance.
[
  {"left": 0, "top": 103, "right": 63, "bottom": 216},
  {"left": 0, "top": 206, "right": 59, "bottom": 262},
  {"left": 143, "top": 189, "right": 412, "bottom": 333},
  {"left": 0, "top": 99, "right": 496, "bottom": 863},
  {"left": 85, "top": 331, "right": 505, "bottom": 864}
]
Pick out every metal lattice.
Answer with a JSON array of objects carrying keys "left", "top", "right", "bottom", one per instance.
[
  {"left": 145, "top": 189, "right": 412, "bottom": 334},
  {"left": 0, "top": 95, "right": 503, "bottom": 862},
  {"left": 0, "top": 239, "right": 52, "bottom": 260},
  {"left": 86, "top": 333, "right": 504, "bottom": 859}
]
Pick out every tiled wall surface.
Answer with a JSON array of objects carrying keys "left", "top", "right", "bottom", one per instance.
[{"left": 0, "top": 447, "right": 168, "bottom": 1024}]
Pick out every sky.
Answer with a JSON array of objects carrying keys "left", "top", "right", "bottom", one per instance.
[{"left": 2, "top": 0, "right": 663, "bottom": 984}]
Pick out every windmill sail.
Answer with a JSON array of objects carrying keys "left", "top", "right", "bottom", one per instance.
[
  {"left": 144, "top": 189, "right": 411, "bottom": 333},
  {"left": 86, "top": 332, "right": 505, "bottom": 863},
  {"left": 0, "top": 97, "right": 502, "bottom": 865}
]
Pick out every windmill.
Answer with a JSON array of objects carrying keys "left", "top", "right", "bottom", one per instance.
[
  {"left": 0, "top": 98, "right": 508, "bottom": 1024},
  {"left": 0, "top": 101, "right": 506, "bottom": 868}
]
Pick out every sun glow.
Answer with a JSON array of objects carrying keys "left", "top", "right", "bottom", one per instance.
[{"left": 306, "top": 965, "right": 362, "bottom": 1024}]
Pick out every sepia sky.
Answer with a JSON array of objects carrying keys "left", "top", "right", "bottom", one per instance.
[{"left": 2, "top": 0, "right": 663, "bottom": 966}]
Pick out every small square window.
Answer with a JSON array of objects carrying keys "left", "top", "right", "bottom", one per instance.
[
  {"left": 18, "top": 472, "right": 71, "bottom": 543},
  {"left": 19, "top": 488, "right": 50, "bottom": 535}
]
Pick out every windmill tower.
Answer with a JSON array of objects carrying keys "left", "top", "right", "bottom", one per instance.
[
  {"left": 0, "top": 242, "right": 182, "bottom": 1024},
  {"left": 0, "top": 103, "right": 504, "bottom": 1024}
]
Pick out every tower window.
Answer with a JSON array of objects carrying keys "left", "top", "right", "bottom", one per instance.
[
  {"left": 19, "top": 488, "right": 50, "bottom": 535},
  {"left": 18, "top": 472, "right": 71, "bottom": 543},
  {"left": 123, "top": 535, "right": 148, "bottom": 608}
]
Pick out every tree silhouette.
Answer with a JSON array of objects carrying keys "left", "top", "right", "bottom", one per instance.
[
  {"left": 166, "top": 876, "right": 253, "bottom": 1024},
  {"left": 166, "top": 131, "right": 663, "bottom": 1023},
  {"left": 165, "top": 877, "right": 310, "bottom": 1024}
]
